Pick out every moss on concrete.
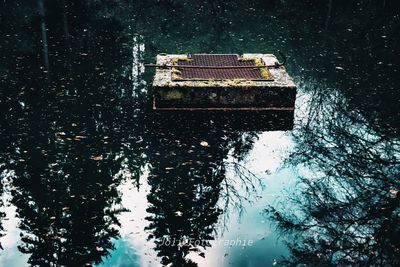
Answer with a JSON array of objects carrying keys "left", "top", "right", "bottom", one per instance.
[
  {"left": 171, "top": 68, "right": 182, "bottom": 81},
  {"left": 239, "top": 56, "right": 273, "bottom": 80},
  {"left": 159, "top": 89, "right": 185, "bottom": 100},
  {"left": 171, "top": 56, "right": 193, "bottom": 81}
]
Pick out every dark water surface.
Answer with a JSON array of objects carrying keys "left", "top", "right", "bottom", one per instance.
[{"left": 1, "top": 1, "right": 400, "bottom": 266}]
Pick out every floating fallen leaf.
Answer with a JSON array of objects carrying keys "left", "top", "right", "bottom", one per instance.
[
  {"left": 175, "top": 211, "right": 183, "bottom": 216},
  {"left": 90, "top": 155, "right": 102, "bottom": 161},
  {"left": 200, "top": 141, "right": 209, "bottom": 147},
  {"left": 389, "top": 189, "right": 398, "bottom": 198}
]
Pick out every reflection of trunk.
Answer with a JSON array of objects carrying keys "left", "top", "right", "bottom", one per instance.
[
  {"left": 38, "top": 0, "right": 49, "bottom": 75},
  {"left": 60, "top": 0, "right": 72, "bottom": 70},
  {"left": 324, "top": 0, "right": 333, "bottom": 33},
  {"left": 60, "top": 0, "right": 70, "bottom": 42},
  {"left": 323, "top": 0, "right": 333, "bottom": 44}
]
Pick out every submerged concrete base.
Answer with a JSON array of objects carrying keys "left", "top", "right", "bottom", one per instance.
[{"left": 152, "top": 54, "right": 296, "bottom": 111}]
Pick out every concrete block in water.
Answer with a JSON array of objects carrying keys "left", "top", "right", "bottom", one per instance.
[{"left": 152, "top": 54, "right": 296, "bottom": 111}]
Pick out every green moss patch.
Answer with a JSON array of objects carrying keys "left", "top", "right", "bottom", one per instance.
[{"left": 238, "top": 57, "right": 273, "bottom": 80}]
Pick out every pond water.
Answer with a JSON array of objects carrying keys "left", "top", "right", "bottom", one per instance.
[{"left": 1, "top": 1, "right": 400, "bottom": 266}]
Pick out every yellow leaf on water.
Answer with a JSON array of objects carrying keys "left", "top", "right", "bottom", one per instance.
[
  {"left": 200, "top": 141, "right": 209, "bottom": 147},
  {"left": 389, "top": 189, "right": 398, "bottom": 195},
  {"left": 90, "top": 155, "right": 103, "bottom": 161}
]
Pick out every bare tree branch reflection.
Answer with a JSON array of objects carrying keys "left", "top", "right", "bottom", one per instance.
[
  {"left": 221, "top": 160, "right": 264, "bottom": 223},
  {"left": 267, "top": 86, "right": 400, "bottom": 266}
]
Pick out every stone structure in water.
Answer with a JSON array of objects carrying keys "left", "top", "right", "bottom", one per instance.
[{"left": 149, "top": 54, "right": 296, "bottom": 111}]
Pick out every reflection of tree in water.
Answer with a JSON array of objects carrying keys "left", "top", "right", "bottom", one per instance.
[
  {"left": 144, "top": 113, "right": 262, "bottom": 267},
  {"left": 267, "top": 88, "right": 400, "bottom": 266},
  {"left": 0, "top": 168, "right": 8, "bottom": 250},
  {"left": 0, "top": 1, "right": 149, "bottom": 264},
  {"left": 2, "top": 72, "right": 145, "bottom": 265},
  {"left": 10, "top": 126, "right": 124, "bottom": 265},
  {"left": 2, "top": 66, "right": 139, "bottom": 265}
]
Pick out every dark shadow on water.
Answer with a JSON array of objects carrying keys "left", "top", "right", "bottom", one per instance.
[{"left": 152, "top": 110, "right": 294, "bottom": 132}]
